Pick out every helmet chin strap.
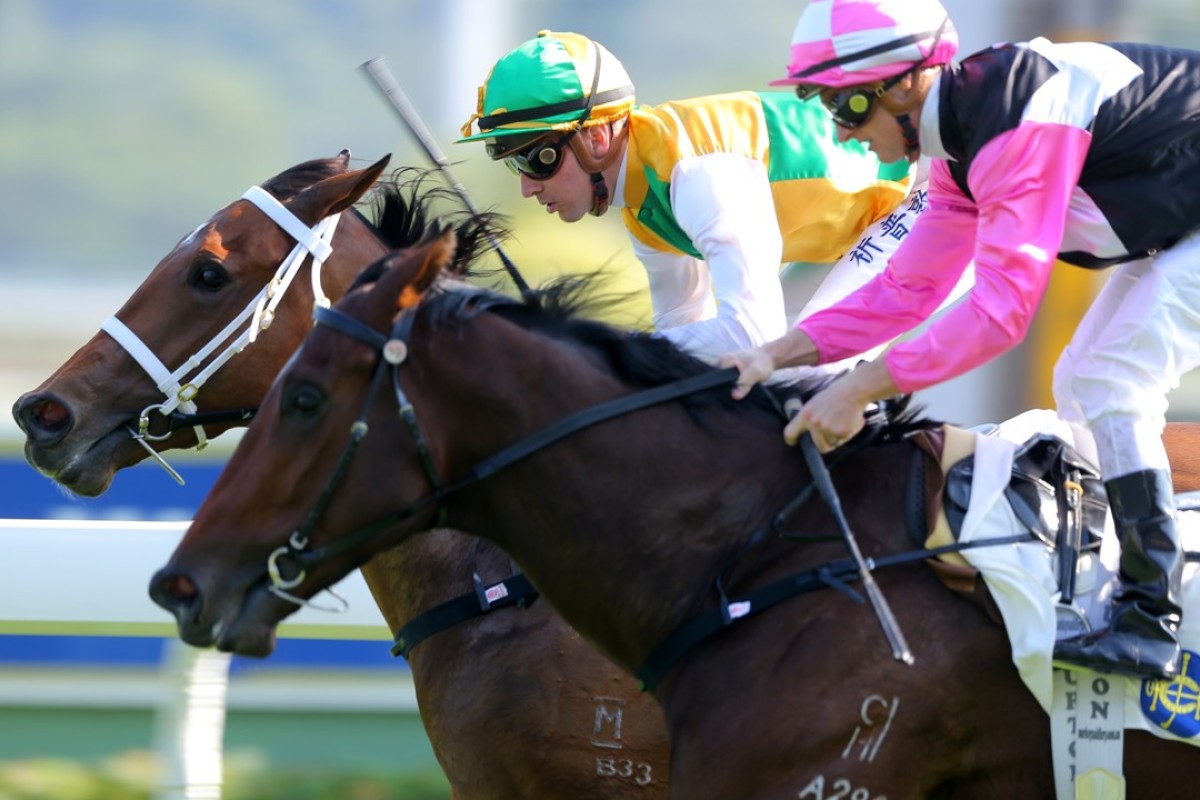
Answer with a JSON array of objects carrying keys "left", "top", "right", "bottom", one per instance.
[
  {"left": 588, "top": 172, "right": 611, "bottom": 216},
  {"left": 896, "top": 113, "right": 921, "bottom": 155}
]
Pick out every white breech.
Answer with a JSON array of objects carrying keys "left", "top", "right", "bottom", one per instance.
[{"left": 1053, "top": 230, "right": 1200, "bottom": 480}]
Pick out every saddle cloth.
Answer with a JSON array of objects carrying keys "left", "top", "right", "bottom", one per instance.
[{"left": 943, "top": 408, "right": 1200, "bottom": 746}]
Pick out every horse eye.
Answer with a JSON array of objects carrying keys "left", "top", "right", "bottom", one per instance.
[
  {"left": 282, "top": 384, "right": 324, "bottom": 418},
  {"left": 189, "top": 262, "right": 230, "bottom": 292}
]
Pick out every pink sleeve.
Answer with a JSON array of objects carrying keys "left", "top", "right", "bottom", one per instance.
[
  {"left": 796, "top": 165, "right": 976, "bottom": 362},
  {"left": 884, "top": 123, "right": 1091, "bottom": 392},
  {"left": 799, "top": 122, "right": 1092, "bottom": 392}
]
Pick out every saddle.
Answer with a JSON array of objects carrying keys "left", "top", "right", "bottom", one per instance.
[{"left": 907, "top": 425, "right": 1109, "bottom": 622}]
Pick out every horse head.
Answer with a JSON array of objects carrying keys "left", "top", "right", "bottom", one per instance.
[
  {"left": 12, "top": 152, "right": 501, "bottom": 497},
  {"left": 11, "top": 151, "right": 390, "bottom": 494},
  {"left": 150, "top": 229, "right": 468, "bottom": 654}
]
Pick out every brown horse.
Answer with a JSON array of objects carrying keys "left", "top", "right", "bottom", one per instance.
[
  {"left": 12, "top": 155, "right": 668, "bottom": 798},
  {"left": 150, "top": 233, "right": 1200, "bottom": 799}
]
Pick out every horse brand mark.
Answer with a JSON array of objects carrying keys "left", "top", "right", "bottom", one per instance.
[
  {"left": 591, "top": 696, "right": 654, "bottom": 785},
  {"left": 591, "top": 696, "right": 625, "bottom": 748},
  {"left": 797, "top": 774, "right": 887, "bottom": 800},
  {"left": 595, "top": 756, "right": 654, "bottom": 786},
  {"left": 841, "top": 694, "right": 899, "bottom": 762}
]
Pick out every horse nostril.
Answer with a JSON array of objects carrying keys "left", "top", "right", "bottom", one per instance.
[
  {"left": 165, "top": 573, "right": 199, "bottom": 603},
  {"left": 15, "top": 394, "right": 74, "bottom": 443},
  {"left": 149, "top": 568, "right": 202, "bottom": 615}
]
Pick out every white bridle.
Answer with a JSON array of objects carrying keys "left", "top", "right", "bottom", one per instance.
[{"left": 100, "top": 186, "right": 343, "bottom": 483}]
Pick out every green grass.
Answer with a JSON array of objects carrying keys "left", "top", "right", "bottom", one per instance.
[{"left": 0, "top": 751, "right": 451, "bottom": 800}]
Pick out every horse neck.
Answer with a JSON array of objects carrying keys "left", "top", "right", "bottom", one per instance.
[{"left": 423, "top": 316, "right": 814, "bottom": 672}]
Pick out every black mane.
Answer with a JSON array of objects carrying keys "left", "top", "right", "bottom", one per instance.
[
  {"left": 365, "top": 167, "right": 508, "bottom": 279},
  {"left": 415, "top": 274, "right": 938, "bottom": 438},
  {"left": 262, "top": 156, "right": 508, "bottom": 287}
]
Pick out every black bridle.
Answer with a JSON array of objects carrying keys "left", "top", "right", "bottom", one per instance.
[
  {"left": 265, "top": 303, "right": 441, "bottom": 602},
  {"left": 264, "top": 301, "right": 741, "bottom": 603}
]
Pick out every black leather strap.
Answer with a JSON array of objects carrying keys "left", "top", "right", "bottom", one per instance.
[{"left": 392, "top": 573, "right": 539, "bottom": 659}]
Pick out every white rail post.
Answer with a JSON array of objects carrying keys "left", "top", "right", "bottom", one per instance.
[{"left": 153, "top": 640, "right": 232, "bottom": 800}]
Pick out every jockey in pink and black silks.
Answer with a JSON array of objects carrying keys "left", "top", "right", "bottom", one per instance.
[
  {"left": 722, "top": 0, "right": 1200, "bottom": 680},
  {"left": 457, "top": 30, "right": 942, "bottom": 366}
]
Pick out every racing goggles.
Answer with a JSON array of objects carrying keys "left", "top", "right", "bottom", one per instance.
[
  {"left": 486, "top": 134, "right": 569, "bottom": 180},
  {"left": 795, "top": 71, "right": 908, "bottom": 129}
]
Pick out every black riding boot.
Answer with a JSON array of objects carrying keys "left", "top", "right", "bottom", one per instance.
[{"left": 1054, "top": 469, "right": 1184, "bottom": 679}]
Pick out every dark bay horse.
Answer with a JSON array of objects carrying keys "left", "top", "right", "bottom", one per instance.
[
  {"left": 151, "top": 232, "right": 1200, "bottom": 799},
  {"left": 12, "top": 154, "right": 668, "bottom": 798}
]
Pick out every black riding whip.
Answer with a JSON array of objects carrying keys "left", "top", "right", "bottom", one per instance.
[
  {"left": 799, "top": 431, "right": 913, "bottom": 664},
  {"left": 784, "top": 394, "right": 913, "bottom": 665},
  {"left": 358, "top": 56, "right": 533, "bottom": 299}
]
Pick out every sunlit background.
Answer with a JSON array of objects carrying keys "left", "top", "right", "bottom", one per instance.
[{"left": 2, "top": 1, "right": 1198, "bottom": 797}]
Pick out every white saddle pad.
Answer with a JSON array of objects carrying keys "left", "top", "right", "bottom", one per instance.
[{"left": 954, "top": 409, "right": 1200, "bottom": 745}]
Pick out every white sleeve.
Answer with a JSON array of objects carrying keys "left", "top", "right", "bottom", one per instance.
[
  {"left": 637, "top": 153, "right": 787, "bottom": 363},
  {"left": 634, "top": 238, "right": 716, "bottom": 330}
]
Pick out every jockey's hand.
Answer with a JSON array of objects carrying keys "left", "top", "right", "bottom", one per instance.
[
  {"left": 718, "top": 348, "right": 775, "bottom": 400},
  {"left": 784, "top": 380, "right": 868, "bottom": 451},
  {"left": 784, "top": 361, "right": 897, "bottom": 450}
]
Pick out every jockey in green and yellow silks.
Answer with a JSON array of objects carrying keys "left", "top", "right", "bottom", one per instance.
[
  {"left": 459, "top": 30, "right": 962, "bottom": 365},
  {"left": 619, "top": 90, "right": 908, "bottom": 265}
]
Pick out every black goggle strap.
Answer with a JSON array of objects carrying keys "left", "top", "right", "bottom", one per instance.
[
  {"left": 589, "top": 171, "right": 610, "bottom": 216},
  {"left": 897, "top": 114, "right": 921, "bottom": 151}
]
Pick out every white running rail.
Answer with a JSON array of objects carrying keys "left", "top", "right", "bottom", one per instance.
[{"left": 0, "top": 518, "right": 391, "bottom": 800}]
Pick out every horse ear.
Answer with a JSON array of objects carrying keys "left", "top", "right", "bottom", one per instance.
[
  {"left": 288, "top": 153, "right": 393, "bottom": 225},
  {"left": 396, "top": 227, "right": 458, "bottom": 310}
]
